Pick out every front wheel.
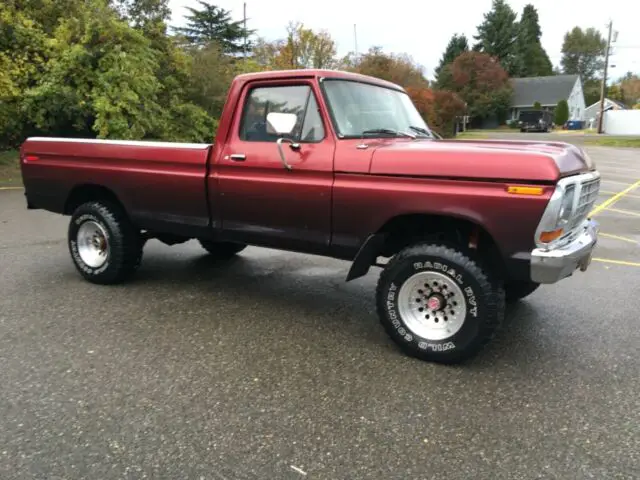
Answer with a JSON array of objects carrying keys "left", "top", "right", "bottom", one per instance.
[
  {"left": 376, "top": 243, "right": 505, "bottom": 364},
  {"left": 68, "top": 201, "right": 143, "bottom": 284}
]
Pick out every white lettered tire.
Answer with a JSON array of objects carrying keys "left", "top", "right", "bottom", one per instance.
[
  {"left": 68, "top": 201, "right": 143, "bottom": 284},
  {"left": 376, "top": 243, "right": 505, "bottom": 364}
]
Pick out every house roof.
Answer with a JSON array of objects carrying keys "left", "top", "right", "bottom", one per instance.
[{"left": 510, "top": 75, "right": 580, "bottom": 107}]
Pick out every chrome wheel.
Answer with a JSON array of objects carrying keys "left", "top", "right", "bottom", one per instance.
[
  {"left": 397, "top": 271, "right": 467, "bottom": 341},
  {"left": 77, "top": 220, "right": 110, "bottom": 268}
]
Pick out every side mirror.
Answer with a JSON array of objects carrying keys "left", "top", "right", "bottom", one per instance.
[
  {"left": 266, "top": 112, "right": 297, "bottom": 136},
  {"left": 266, "top": 112, "right": 299, "bottom": 171}
]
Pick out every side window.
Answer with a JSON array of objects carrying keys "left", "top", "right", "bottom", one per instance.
[
  {"left": 239, "top": 84, "right": 324, "bottom": 143},
  {"left": 300, "top": 93, "right": 325, "bottom": 142}
]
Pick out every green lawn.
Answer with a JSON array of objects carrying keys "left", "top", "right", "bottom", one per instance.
[
  {"left": 455, "top": 131, "right": 490, "bottom": 139},
  {"left": 583, "top": 137, "right": 640, "bottom": 148},
  {"left": 0, "top": 150, "right": 21, "bottom": 187}
]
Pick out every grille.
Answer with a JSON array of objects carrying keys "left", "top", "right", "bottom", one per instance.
[{"left": 569, "top": 175, "right": 600, "bottom": 230}]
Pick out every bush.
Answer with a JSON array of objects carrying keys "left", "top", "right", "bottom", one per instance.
[
  {"left": 554, "top": 99, "right": 569, "bottom": 125},
  {"left": 406, "top": 87, "right": 466, "bottom": 138}
]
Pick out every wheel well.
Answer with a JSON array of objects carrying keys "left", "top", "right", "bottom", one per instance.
[
  {"left": 64, "top": 184, "right": 126, "bottom": 216},
  {"left": 376, "top": 214, "right": 507, "bottom": 278}
]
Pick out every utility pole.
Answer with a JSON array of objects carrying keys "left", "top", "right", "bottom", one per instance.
[
  {"left": 243, "top": 2, "right": 247, "bottom": 63},
  {"left": 354, "top": 24, "right": 358, "bottom": 62},
  {"left": 597, "top": 20, "right": 613, "bottom": 134}
]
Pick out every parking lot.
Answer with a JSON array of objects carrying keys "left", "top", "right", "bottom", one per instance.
[{"left": 1, "top": 140, "right": 639, "bottom": 479}]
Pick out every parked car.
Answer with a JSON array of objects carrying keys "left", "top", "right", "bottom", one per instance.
[
  {"left": 19, "top": 69, "right": 601, "bottom": 364},
  {"left": 518, "top": 110, "right": 553, "bottom": 132}
]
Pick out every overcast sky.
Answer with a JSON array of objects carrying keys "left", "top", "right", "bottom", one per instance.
[{"left": 168, "top": 0, "right": 640, "bottom": 81}]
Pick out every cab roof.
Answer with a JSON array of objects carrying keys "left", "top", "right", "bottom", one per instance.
[{"left": 233, "top": 69, "right": 405, "bottom": 92}]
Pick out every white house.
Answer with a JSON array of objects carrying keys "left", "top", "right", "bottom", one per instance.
[
  {"left": 584, "top": 98, "right": 626, "bottom": 129},
  {"left": 509, "top": 74, "right": 586, "bottom": 123}
]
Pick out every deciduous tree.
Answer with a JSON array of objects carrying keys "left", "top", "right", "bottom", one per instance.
[
  {"left": 350, "top": 46, "right": 429, "bottom": 89},
  {"left": 560, "top": 27, "right": 606, "bottom": 83},
  {"left": 439, "top": 51, "right": 512, "bottom": 121}
]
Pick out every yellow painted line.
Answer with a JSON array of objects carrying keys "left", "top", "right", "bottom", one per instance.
[
  {"left": 590, "top": 180, "right": 640, "bottom": 216},
  {"left": 593, "top": 257, "right": 640, "bottom": 268},
  {"left": 599, "top": 232, "right": 638, "bottom": 244},
  {"left": 606, "top": 207, "right": 640, "bottom": 218},
  {"left": 0, "top": 186, "right": 23, "bottom": 191}
]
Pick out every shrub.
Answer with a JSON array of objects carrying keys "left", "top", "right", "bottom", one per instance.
[
  {"left": 406, "top": 87, "right": 466, "bottom": 138},
  {"left": 554, "top": 99, "right": 569, "bottom": 125}
]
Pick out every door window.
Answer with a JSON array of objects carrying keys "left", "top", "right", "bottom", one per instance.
[{"left": 239, "top": 85, "right": 325, "bottom": 143}]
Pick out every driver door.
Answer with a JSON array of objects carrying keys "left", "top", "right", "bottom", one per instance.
[{"left": 214, "top": 80, "right": 335, "bottom": 254}]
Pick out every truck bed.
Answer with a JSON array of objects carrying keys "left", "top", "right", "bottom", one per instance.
[{"left": 20, "top": 137, "right": 214, "bottom": 235}]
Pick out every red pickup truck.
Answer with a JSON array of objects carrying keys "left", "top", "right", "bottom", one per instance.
[{"left": 20, "top": 69, "right": 600, "bottom": 364}]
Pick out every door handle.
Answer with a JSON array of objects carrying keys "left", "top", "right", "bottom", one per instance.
[{"left": 229, "top": 153, "right": 246, "bottom": 161}]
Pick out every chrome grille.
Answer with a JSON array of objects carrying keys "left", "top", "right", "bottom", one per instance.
[{"left": 569, "top": 175, "right": 601, "bottom": 230}]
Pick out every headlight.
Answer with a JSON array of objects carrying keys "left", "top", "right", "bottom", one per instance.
[
  {"left": 535, "top": 182, "right": 576, "bottom": 248},
  {"left": 557, "top": 184, "right": 575, "bottom": 225}
]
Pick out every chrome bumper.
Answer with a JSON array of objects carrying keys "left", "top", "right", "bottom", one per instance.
[{"left": 530, "top": 219, "right": 599, "bottom": 284}]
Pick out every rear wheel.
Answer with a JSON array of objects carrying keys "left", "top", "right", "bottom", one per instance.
[
  {"left": 68, "top": 201, "right": 143, "bottom": 284},
  {"left": 505, "top": 280, "right": 540, "bottom": 303},
  {"left": 376, "top": 243, "right": 505, "bottom": 364},
  {"left": 198, "top": 239, "right": 246, "bottom": 259}
]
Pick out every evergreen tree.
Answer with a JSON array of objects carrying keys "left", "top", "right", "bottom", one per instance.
[
  {"left": 473, "top": 0, "right": 521, "bottom": 76},
  {"left": 434, "top": 34, "right": 469, "bottom": 86},
  {"left": 172, "top": 1, "right": 254, "bottom": 54},
  {"left": 554, "top": 99, "right": 569, "bottom": 125},
  {"left": 516, "top": 4, "right": 553, "bottom": 77}
]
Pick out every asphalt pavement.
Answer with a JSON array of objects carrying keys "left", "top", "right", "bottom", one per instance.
[{"left": 1, "top": 140, "right": 639, "bottom": 479}]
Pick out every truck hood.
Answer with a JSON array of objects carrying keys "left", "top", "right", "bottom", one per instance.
[{"left": 369, "top": 138, "right": 595, "bottom": 182}]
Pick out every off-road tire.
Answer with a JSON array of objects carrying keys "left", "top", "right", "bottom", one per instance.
[
  {"left": 68, "top": 201, "right": 144, "bottom": 285},
  {"left": 198, "top": 239, "right": 247, "bottom": 259},
  {"left": 376, "top": 243, "right": 505, "bottom": 364},
  {"left": 505, "top": 281, "right": 540, "bottom": 303}
]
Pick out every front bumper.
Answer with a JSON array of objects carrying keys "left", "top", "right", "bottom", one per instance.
[{"left": 530, "top": 219, "right": 599, "bottom": 284}]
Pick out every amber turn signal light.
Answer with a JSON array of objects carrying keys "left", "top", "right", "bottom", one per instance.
[
  {"left": 507, "top": 186, "right": 544, "bottom": 195},
  {"left": 539, "top": 228, "right": 564, "bottom": 243}
]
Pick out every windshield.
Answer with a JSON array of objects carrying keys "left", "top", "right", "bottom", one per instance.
[{"left": 321, "top": 79, "right": 432, "bottom": 138}]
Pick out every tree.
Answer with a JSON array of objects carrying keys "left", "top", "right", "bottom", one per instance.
[
  {"left": 560, "top": 27, "right": 606, "bottom": 83},
  {"left": 554, "top": 99, "right": 569, "bottom": 125},
  {"left": 252, "top": 22, "right": 338, "bottom": 70},
  {"left": 607, "top": 84, "right": 623, "bottom": 102},
  {"left": 434, "top": 34, "right": 469, "bottom": 86},
  {"left": 473, "top": 0, "right": 521, "bottom": 76},
  {"left": 583, "top": 79, "right": 601, "bottom": 106},
  {"left": 516, "top": 5, "right": 553, "bottom": 77},
  {"left": 438, "top": 51, "right": 512, "bottom": 121},
  {"left": 619, "top": 73, "right": 640, "bottom": 106},
  {"left": 172, "top": 0, "right": 253, "bottom": 54},
  {"left": 350, "top": 46, "right": 429, "bottom": 89},
  {"left": 405, "top": 87, "right": 465, "bottom": 138},
  {"left": 533, "top": 101, "right": 541, "bottom": 110},
  {"left": 111, "top": 0, "right": 171, "bottom": 30}
]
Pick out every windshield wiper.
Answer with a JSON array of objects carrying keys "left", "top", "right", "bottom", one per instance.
[
  {"left": 361, "top": 128, "right": 416, "bottom": 139},
  {"left": 408, "top": 125, "right": 435, "bottom": 138}
]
